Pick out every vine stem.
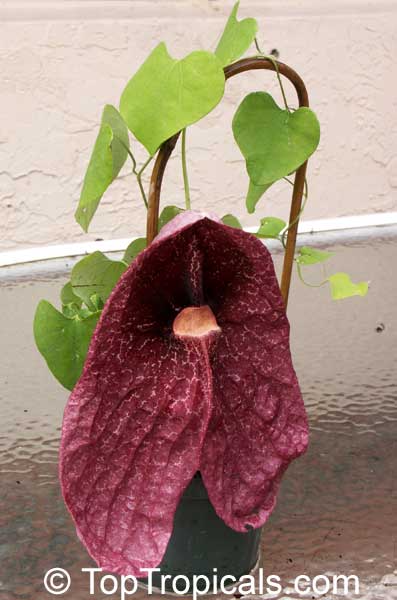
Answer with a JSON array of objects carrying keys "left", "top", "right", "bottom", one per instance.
[
  {"left": 135, "top": 155, "right": 153, "bottom": 209},
  {"left": 117, "top": 137, "right": 152, "bottom": 209},
  {"left": 282, "top": 179, "right": 328, "bottom": 290},
  {"left": 138, "top": 154, "right": 153, "bottom": 176},
  {"left": 125, "top": 146, "right": 137, "bottom": 172},
  {"left": 296, "top": 262, "right": 328, "bottom": 288},
  {"left": 181, "top": 128, "right": 191, "bottom": 210},
  {"left": 254, "top": 39, "right": 290, "bottom": 112},
  {"left": 280, "top": 177, "right": 309, "bottom": 247}
]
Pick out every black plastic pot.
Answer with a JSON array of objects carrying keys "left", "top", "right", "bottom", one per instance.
[{"left": 139, "top": 472, "right": 261, "bottom": 593}]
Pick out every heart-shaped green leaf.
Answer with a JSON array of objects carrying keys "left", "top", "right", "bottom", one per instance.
[
  {"left": 34, "top": 300, "right": 100, "bottom": 390},
  {"left": 61, "top": 282, "right": 83, "bottom": 307},
  {"left": 233, "top": 92, "right": 320, "bottom": 186},
  {"left": 215, "top": 2, "right": 258, "bottom": 67},
  {"left": 75, "top": 105, "right": 130, "bottom": 232},
  {"left": 328, "top": 273, "right": 369, "bottom": 300},
  {"left": 246, "top": 180, "right": 273, "bottom": 213},
  {"left": 123, "top": 237, "right": 147, "bottom": 264},
  {"left": 256, "top": 217, "right": 286, "bottom": 239},
  {"left": 297, "top": 246, "right": 333, "bottom": 265},
  {"left": 221, "top": 214, "right": 242, "bottom": 229},
  {"left": 120, "top": 43, "right": 225, "bottom": 155},
  {"left": 71, "top": 251, "right": 127, "bottom": 308},
  {"left": 159, "top": 205, "right": 184, "bottom": 230}
]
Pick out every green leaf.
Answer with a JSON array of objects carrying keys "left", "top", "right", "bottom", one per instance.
[
  {"left": 221, "top": 214, "right": 242, "bottom": 229},
  {"left": 159, "top": 205, "right": 184, "bottom": 230},
  {"left": 328, "top": 273, "right": 369, "bottom": 300},
  {"left": 61, "top": 282, "right": 82, "bottom": 307},
  {"left": 215, "top": 2, "right": 258, "bottom": 67},
  {"left": 76, "top": 306, "right": 95, "bottom": 319},
  {"left": 120, "top": 43, "right": 225, "bottom": 155},
  {"left": 62, "top": 303, "right": 81, "bottom": 319},
  {"left": 297, "top": 246, "right": 333, "bottom": 265},
  {"left": 256, "top": 217, "right": 286, "bottom": 238},
  {"left": 34, "top": 300, "right": 100, "bottom": 390},
  {"left": 71, "top": 251, "right": 127, "bottom": 307},
  {"left": 246, "top": 180, "right": 273, "bottom": 214},
  {"left": 123, "top": 237, "right": 147, "bottom": 264},
  {"left": 233, "top": 92, "right": 320, "bottom": 186},
  {"left": 75, "top": 105, "right": 129, "bottom": 232},
  {"left": 102, "top": 104, "right": 130, "bottom": 178},
  {"left": 88, "top": 293, "right": 104, "bottom": 312}
]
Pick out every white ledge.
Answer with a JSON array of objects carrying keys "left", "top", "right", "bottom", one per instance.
[{"left": 1, "top": 212, "right": 397, "bottom": 268}]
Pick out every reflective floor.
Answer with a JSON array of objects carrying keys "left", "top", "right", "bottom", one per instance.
[{"left": 0, "top": 229, "right": 396, "bottom": 599}]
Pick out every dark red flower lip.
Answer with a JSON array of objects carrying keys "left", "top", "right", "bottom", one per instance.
[
  {"left": 154, "top": 210, "right": 222, "bottom": 243},
  {"left": 59, "top": 211, "right": 308, "bottom": 575}
]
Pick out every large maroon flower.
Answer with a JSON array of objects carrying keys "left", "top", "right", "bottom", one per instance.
[{"left": 59, "top": 212, "right": 308, "bottom": 575}]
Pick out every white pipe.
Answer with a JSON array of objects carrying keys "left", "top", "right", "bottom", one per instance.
[{"left": 1, "top": 211, "right": 397, "bottom": 268}]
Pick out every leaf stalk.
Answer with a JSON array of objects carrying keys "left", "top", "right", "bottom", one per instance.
[{"left": 181, "top": 128, "right": 191, "bottom": 210}]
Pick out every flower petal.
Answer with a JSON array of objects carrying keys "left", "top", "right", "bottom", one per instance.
[
  {"left": 59, "top": 228, "right": 214, "bottom": 575},
  {"left": 197, "top": 224, "right": 309, "bottom": 531},
  {"left": 60, "top": 213, "right": 308, "bottom": 575}
]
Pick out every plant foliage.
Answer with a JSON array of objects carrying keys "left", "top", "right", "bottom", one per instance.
[{"left": 33, "top": 3, "right": 368, "bottom": 389}]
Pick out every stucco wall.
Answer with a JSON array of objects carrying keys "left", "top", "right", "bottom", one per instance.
[{"left": 1, "top": 0, "right": 396, "bottom": 250}]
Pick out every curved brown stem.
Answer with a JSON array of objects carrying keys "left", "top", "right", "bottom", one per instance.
[
  {"left": 146, "top": 56, "right": 310, "bottom": 308},
  {"left": 146, "top": 135, "right": 179, "bottom": 244}
]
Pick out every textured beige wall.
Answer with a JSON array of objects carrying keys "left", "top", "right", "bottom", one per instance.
[{"left": 1, "top": 0, "right": 397, "bottom": 250}]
